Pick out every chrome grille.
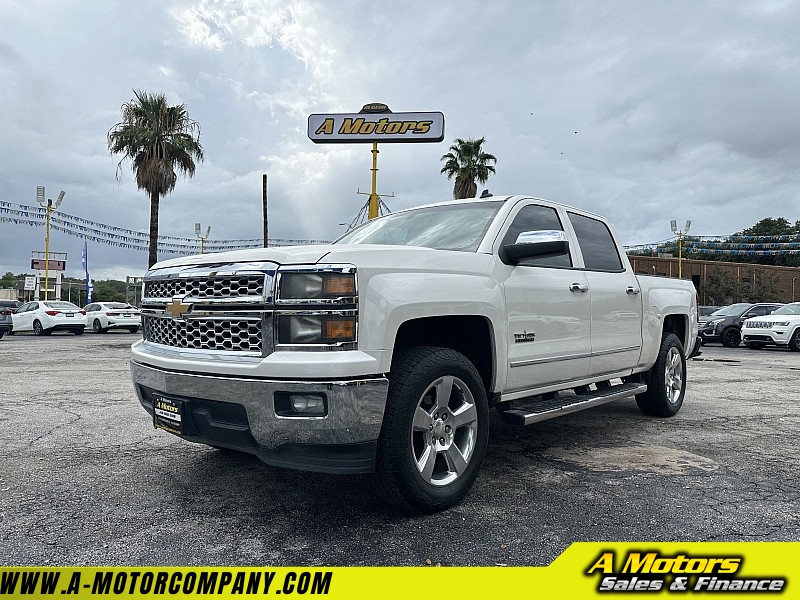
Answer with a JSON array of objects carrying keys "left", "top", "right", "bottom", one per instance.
[
  {"left": 145, "top": 275, "right": 264, "bottom": 299},
  {"left": 143, "top": 316, "right": 264, "bottom": 352},
  {"left": 142, "top": 264, "right": 275, "bottom": 355}
]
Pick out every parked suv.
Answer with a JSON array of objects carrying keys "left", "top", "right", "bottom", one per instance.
[
  {"left": 742, "top": 302, "right": 800, "bottom": 351},
  {"left": 699, "top": 302, "right": 784, "bottom": 347},
  {"left": 0, "top": 299, "right": 20, "bottom": 339}
]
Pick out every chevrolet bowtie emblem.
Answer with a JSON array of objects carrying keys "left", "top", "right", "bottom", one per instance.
[{"left": 165, "top": 297, "right": 192, "bottom": 319}]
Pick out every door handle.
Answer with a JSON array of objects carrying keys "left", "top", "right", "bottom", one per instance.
[
  {"left": 626, "top": 286, "right": 641, "bottom": 295},
  {"left": 569, "top": 283, "right": 589, "bottom": 293}
]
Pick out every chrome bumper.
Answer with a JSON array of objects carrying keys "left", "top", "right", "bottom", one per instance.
[{"left": 130, "top": 360, "right": 389, "bottom": 450}]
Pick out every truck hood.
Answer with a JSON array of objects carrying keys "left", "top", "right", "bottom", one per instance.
[
  {"left": 148, "top": 245, "right": 337, "bottom": 271},
  {"left": 148, "top": 244, "right": 490, "bottom": 273}
]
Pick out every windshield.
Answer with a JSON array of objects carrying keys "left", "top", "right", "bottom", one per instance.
[
  {"left": 45, "top": 301, "right": 80, "bottom": 310},
  {"left": 335, "top": 201, "right": 503, "bottom": 252},
  {"left": 770, "top": 303, "right": 800, "bottom": 316},
  {"left": 107, "top": 303, "right": 134, "bottom": 309},
  {"left": 709, "top": 303, "right": 751, "bottom": 317}
]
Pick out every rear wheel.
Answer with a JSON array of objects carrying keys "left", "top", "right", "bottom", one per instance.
[
  {"left": 636, "top": 333, "right": 686, "bottom": 417},
  {"left": 374, "top": 346, "right": 489, "bottom": 513},
  {"left": 789, "top": 329, "right": 800, "bottom": 352},
  {"left": 721, "top": 327, "right": 741, "bottom": 347},
  {"left": 73, "top": 328, "right": 84, "bottom": 336},
  {"left": 128, "top": 326, "right": 140, "bottom": 334}
]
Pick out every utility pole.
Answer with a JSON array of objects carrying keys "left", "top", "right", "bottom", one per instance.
[{"left": 268, "top": 173, "right": 269, "bottom": 248}]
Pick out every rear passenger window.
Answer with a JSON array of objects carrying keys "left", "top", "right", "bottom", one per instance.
[
  {"left": 568, "top": 212, "right": 623, "bottom": 271},
  {"left": 501, "top": 205, "right": 572, "bottom": 268}
]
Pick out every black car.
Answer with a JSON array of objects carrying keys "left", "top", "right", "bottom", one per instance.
[
  {"left": 699, "top": 302, "right": 784, "bottom": 347},
  {"left": 0, "top": 299, "right": 20, "bottom": 339}
]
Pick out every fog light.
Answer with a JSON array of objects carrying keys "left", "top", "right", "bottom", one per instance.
[
  {"left": 291, "top": 394, "right": 325, "bottom": 414},
  {"left": 274, "top": 392, "right": 327, "bottom": 417}
]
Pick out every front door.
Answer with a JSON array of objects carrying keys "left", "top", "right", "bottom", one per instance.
[{"left": 497, "top": 203, "right": 591, "bottom": 393}]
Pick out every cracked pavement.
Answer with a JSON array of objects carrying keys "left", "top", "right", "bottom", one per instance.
[{"left": 0, "top": 333, "right": 798, "bottom": 566}]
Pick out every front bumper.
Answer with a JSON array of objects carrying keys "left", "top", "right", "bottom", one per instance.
[
  {"left": 742, "top": 329, "right": 791, "bottom": 347},
  {"left": 131, "top": 360, "right": 389, "bottom": 474}
]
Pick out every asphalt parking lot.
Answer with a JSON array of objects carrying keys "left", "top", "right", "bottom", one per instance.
[{"left": 1, "top": 332, "right": 798, "bottom": 566}]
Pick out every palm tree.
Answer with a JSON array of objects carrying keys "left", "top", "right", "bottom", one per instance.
[
  {"left": 439, "top": 137, "right": 497, "bottom": 199},
  {"left": 108, "top": 89, "right": 204, "bottom": 268}
]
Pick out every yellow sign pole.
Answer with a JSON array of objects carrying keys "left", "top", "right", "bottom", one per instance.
[{"left": 368, "top": 142, "right": 379, "bottom": 220}]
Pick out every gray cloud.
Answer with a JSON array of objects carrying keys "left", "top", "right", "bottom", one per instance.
[{"left": 2, "top": 0, "right": 799, "bottom": 283}]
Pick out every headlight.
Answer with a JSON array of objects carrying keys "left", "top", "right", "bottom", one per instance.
[
  {"left": 277, "top": 315, "right": 356, "bottom": 345},
  {"left": 708, "top": 319, "right": 724, "bottom": 328},
  {"left": 773, "top": 321, "right": 790, "bottom": 327},
  {"left": 279, "top": 272, "right": 355, "bottom": 301}
]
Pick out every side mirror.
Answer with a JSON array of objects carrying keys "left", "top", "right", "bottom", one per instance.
[{"left": 500, "top": 230, "right": 569, "bottom": 264}]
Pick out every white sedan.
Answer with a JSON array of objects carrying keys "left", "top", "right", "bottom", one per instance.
[
  {"left": 11, "top": 300, "right": 87, "bottom": 335},
  {"left": 84, "top": 302, "right": 141, "bottom": 333}
]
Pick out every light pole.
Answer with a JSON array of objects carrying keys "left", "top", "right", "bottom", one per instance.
[
  {"left": 671, "top": 219, "right": 691, "bottom": 279},
  {"left": 195, "top": 222, "right": 211, "bottom": 254},
  {"left": 36, "top": 186, "right": 65, "bottom": 300}
]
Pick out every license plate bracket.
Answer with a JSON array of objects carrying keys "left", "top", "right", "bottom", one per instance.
[{"left": 153, "top": 395, "right": 184, "bottom": 435}]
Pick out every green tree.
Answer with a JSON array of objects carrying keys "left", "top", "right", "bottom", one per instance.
[
  {"left": 108, "top": 89, "right": 204, "bottom": 268},
  {"left": 440, "top": 137, "right": 497, "bottom": 199}
]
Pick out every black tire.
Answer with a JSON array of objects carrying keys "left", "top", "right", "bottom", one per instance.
[
  {"left": 128, "top": 326, "right": 140, "bottom": 334},
  {"left": 0, "top": 330, "right": 4, "bottom": 340},
  {"left": 721, "top": 327, "right": 741, "bottom": 347},
  {"left": 374, "top": 346, "right": 489, "bottom": 513},
  {"left": 789, "top": 329, "right": 800, "bottom": 352},
  {"left": 746, "top": 343, "right": 765, "bottom": 350},
  {"left": 73, "top": 328, "right": 84, "bottom": 336},
  {"left": 636, "top": 333, "right": 686, "bottom": 417},
  {"left": 92, "top": 319, "right": 107, "bottom": 334},
  {"left": 33, "top": 320, "right": 44, "bottom": 336}
]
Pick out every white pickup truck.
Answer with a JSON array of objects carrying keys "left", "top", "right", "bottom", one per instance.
[{"left": 131, "top": 194, "right": 697, "bottom": 512}]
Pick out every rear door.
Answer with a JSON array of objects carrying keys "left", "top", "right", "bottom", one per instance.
[
  {"left": 566, "top": 212, "right": 643, "bottom": 378},
  {"left": 14, "top": 302, "right": 36, "bottom": 331}
]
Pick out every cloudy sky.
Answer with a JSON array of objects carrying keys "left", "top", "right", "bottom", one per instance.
[{"left": 2, "top": 0, "right": 799, "bottom": 282}]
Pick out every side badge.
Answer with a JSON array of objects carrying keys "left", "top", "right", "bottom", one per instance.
[{"left": 514, "top": 330, "right": 536, "bottom": 343}]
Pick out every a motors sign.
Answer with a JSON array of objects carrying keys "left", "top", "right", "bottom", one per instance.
[{"left": 308, "top": 111, "right": 445, "bottom": 143}]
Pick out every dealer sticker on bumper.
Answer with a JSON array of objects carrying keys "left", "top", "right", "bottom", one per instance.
[{"left": 153, "top": 396, "right": 184, "bottom": 435}]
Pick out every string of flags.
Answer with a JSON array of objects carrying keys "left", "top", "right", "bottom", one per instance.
[
  {"left": 5, "top": 199, "right": 799, "bottom": 257},
  {"left": 0, "top": 201, "right": 329, "bottom": 255}
]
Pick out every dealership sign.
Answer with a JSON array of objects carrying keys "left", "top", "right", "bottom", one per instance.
[{"left": 308, "top": 104, "right": 444, "bottom": 144}]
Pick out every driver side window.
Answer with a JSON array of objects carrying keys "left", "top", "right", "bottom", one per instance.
[{"left": 501, "top": 205, "right": 572, "bottom": 268}]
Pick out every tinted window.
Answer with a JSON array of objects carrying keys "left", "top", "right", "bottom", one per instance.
[
  {"left": 501, "top": 204, "right": 571, "bottom": 267},
  {"left": 568, "top": 212, "right": 623, "bottom": 271}
]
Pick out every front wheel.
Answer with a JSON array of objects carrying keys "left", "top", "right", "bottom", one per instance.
[
  {"left": 92, "top": 319, "right": 107, "bottom": 334},
  {"left": 789, "top": 329, "right": 800, "bottom": 352},
  {"left": 636, "top": 333, "right": 686, "bottom": 417},
  {"left": 374, "top": 347, "right": 489, "bottom": 513},
  {"left": 33, "top": 320, "right": 44, "bottom": 336},
  {"left": 721, "top": 327, "right": 741, "bottom": 347}
]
